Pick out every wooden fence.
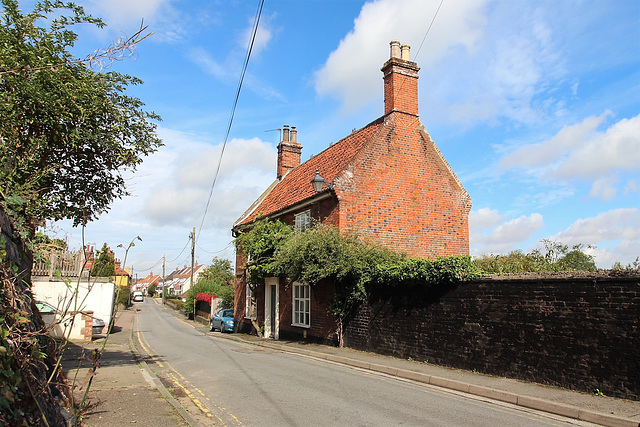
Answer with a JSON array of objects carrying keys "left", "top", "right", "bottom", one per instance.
[{"left": 32, "top": 249, "right": 86, "bottom": 278}]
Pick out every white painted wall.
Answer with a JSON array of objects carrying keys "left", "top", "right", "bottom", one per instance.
[
  {"left": 32, "top": 278, "right": 116, "bottom": 328},
  {"left": 41, "top": 311, "right": 89, "bottom": 341}
]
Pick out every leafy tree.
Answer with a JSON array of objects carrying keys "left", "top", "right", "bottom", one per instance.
[
  {"left": 147, "top": 283, "right": 156, "bottom": 296},
  {"left": 91, "top": 243, "right": 115, "bottom": 277},
  {"left": 234, "top": 217, "right": 293, "bottom": 285},
  {"left": 185, "top": 257, "right": 234, "bottom": 314},
  {"left": 0, "top": 0, "right": 162, "bottom": 236}
]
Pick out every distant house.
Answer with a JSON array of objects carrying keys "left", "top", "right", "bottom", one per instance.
[
  {"left": 232, "top": 41, "right": 471, "bottom": 343},
  {"left": 162, "top": 263, "right": 205, "bottom": 298},
  {"left": 133, "top": 271, "right": 162, "bottom": 295}
]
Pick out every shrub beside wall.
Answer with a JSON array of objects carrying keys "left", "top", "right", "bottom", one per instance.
[{"left": 343, "top": 272, "right": 640, "bottom": 400}]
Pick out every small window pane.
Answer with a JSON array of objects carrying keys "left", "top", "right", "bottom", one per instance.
[{"left": 292, "top": 283, "right": 310, "bottom": 327}]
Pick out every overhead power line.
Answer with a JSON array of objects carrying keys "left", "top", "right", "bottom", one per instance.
[
  {"left": 413, "top": 0, "right": 444, "bottom": 62},
  {"left": 167, "top": 237, "right": 191, "bottom": 263},
  {"left": 196, "top": 0, "right": 266, "bottom": 243}
]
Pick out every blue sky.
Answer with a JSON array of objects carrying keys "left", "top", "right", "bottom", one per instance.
[{"left": 33, "top": 0, "right": 639, "bottom": 275}]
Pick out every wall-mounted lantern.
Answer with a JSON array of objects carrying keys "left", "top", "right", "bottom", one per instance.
[{"left": 311, "top": 169, "right": 333, "bottom": 193}]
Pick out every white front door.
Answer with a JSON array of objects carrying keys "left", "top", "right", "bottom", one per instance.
[{"left": 264, "top": 277, "right": 279, "bottom": 339}]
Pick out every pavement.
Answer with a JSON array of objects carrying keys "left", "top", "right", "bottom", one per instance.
[{"left": 62, "top": 300, "right": 640, "bottom": 427}]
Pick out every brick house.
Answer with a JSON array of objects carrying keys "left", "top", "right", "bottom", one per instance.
[
  {"left": 133, "top": 271, "right": 162, "bottom": 295},
  {"left": 232, "top": 41, "right": 471, "bottom": 343}
]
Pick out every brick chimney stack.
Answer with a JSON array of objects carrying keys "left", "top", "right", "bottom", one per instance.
[
  {"left": 381, "top": 40, "right": 420, "bottom": 116},
  {"left": 277, "top": 125, "right": 302, "bottom": 179}
]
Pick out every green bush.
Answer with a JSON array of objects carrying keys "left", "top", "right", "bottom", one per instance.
[
  {"left": 474, "top": 240, "right": 597, "bottom": 274},
  {"left": 115, "top": 288, "right": 130, "bottom": 307},
  {"left": 184, "top": 258, "right": 234, "bottom": 314}
]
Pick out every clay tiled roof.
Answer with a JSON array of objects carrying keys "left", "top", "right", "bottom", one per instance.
[{"left": 235, "top": 117, "right": 385, "bottom": 227}]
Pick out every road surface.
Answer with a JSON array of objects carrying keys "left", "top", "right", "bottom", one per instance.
[{"left": 133, "top": 299, "right": 593, "bottom": 426}]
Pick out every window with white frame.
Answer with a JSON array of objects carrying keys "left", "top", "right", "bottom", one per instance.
[
  {"left": 292, "top": 282, "right": 310, "bottom": 327},
  {"left": 294, "top": 209, "right": 312, "bottom": 233},
  {"left": 245, "top": 284, "right": 256, "bottom": 319}
]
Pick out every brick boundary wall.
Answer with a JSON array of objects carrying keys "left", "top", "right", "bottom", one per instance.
[
  {"left": 343, "top": 274, "right": 640, "bottom": 400},
  {"left": 80, "top": 311, "right": 94, "bottom": 342}
]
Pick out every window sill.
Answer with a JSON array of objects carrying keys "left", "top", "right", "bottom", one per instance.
[{"left": 291, "top": 323, "right": 310, "bottom": 329}]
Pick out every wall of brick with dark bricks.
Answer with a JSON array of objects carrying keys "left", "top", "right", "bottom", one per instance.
[{"left": 343, "top": 274, "right": 640, "bottom": 400}]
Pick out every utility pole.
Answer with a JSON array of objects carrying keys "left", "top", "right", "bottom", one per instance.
[
  {"left": 162, "top": 254, "right": 166, "bottom": 305},
  {"left": 191, "top": 227, "right": 196, "bottom": 321}
]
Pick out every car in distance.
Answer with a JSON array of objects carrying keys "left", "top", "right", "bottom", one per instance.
[
  {"left": 132, "top": 291, "right": 144, "bottom": 302},
  {"left": 210, "top": 309, "right": 234, "bottom": 333}
]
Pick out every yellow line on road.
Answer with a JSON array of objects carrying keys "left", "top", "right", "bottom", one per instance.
[
  {"left": 136, "top": 331, "right": 164, "bottom": 368},
  {"left": 166, "top": 372, "right": 215, "bottom": 420},
  {"left": 135, "top": 325, "right": 242, "bottom": 425}
]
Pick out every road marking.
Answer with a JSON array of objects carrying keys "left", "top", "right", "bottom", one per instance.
[
  {"left": 166, "top": 372, "right": 215, "bottom": 420},
  {"left": 136, "top": 331, "right": 164, "bottom": 368},
  {"left": 135, "top": 319, "right": 243, "bottom": 425}
]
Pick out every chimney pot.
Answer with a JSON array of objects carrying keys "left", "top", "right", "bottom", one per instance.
[
  {"left": 390, "top": 40, "right": 401, "bottom": 59},
  {"left": 401, "top": 44, "right": 410, "bottom": 61},
  {"left": 382, "top": 40, "right": 420, "bottom": 116},
  {"left": 277, "top": 125, "right": 302, "bottom": 179}
]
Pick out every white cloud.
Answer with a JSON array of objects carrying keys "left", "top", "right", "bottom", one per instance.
[
  {"left": 551, "top": 208, "right": 640, "bottom": 247},
  {"left": 499, "top": 111, "right": 609, "bottom": 170},
  {"left": 314, "top": 0, "right": 488, "bottom": 113},
  {"left": 470, "top": 209, "right": 544, "bottom": 255},
  {"left": 588, "top": 175, "right": 618, "bottom": 201},
  {"left": 187, "top": 47, "right": 228, "bottom": 81},
  {"left": 499, "top": 112, "right": 640, "bottom": 195},
  {"left": 469, "top": 207, "right": 504, "bottom": 231},
  {"left": 552, "top": 114, "right": 640, "bottom": 179},
  {"left": 239, "top": 14, "right": 274, "bottom": 56},
  {"left": 549, "top": 208, "right": 640, "bottom": 267},
  {"left": 624, "top": 180, "right": 638, "bottom": 196},
  {"left": 140, "top": 128, "right": 277, "bottom": 228},
  {"left": 89, "top": 0, "right": 169, "bottom": 25},
  {"left": 87, "top": 0, "right": 185, "bottom": 42}
]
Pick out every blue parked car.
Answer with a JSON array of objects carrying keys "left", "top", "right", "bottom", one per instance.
[{"left": 210, "top": 309, "right": 234, "bottom": 333}]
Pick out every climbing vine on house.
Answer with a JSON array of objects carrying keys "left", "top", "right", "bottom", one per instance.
[
  {"left": 234, "top": 217, "right": 293, "bottom": 285},
  {"left": 235, "top": 219, "right": 480, "bottom": 346}
]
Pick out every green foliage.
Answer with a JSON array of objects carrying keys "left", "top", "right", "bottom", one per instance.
[
  {"left": 236, "top": 219, "right": 481, "bottom": 334},
  {"left": 147, "top": 283, "right": 156, "bottom": 296},
  {"left": 184, "top": 257, "right": 234, "bottom": 314},
  {"left": 612, "top": 257, "right": 639, "bottom": 271},
  {"left": 91, "top": 243, "right": 115, "bottom": 277},
  {"left": 0, "top": 262, "right": 66, "bottom": 425},
  {"left": 235, "top": 217, "right": 293, "bottom": 284},
  {"left": 115, "top": 287, "right": 129, "bottom": 307},
  {"left": 474, "top": 240, "right": 597, "bottom": 274},
  {"left": 272, "top": 224, "right": 480, "bottom": 324},
  {"left": 274, "top": 225, "right": 389, "bottom": 322},
  {"left": 372, "top": 256, "right": 481, "bottom": 287},
  {"left": 33, "top": 230, "right": 66, "bottom": 251},
  {"left": 0, "top": 0, "right": 162, "bottom": 233}
]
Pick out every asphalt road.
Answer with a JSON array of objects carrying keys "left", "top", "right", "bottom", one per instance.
[{"left": 134, "top": 299, "right": 593, "bottom": 427}]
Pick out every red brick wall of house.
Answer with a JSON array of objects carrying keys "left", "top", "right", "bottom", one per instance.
[
  {"left": 277, "top": 279, "right": 338, "bottom": 344},
  {"left": 383, "top": 59, "right": 419, "bottom": 116},
  {"left": 336, "top": 113, "right": 470, "bottom": 258}
]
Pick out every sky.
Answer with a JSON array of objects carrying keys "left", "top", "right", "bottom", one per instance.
[{"left": 28, "top": 0, "right": 639, "bottom": 276}]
